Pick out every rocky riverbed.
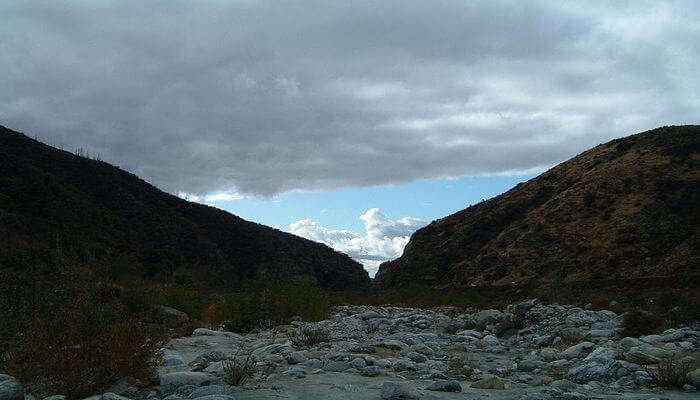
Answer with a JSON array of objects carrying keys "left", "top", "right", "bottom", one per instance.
[{"left": 3, "top": 299, "right": 700, "bottom": 400}]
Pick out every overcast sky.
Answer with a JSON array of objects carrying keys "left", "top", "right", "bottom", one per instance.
[{"left": 2, "top": 1, "right": 698, "bottom": 274}]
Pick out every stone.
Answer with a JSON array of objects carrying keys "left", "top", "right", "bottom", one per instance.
[
  {"left": 583, "top": 346, "right": 620, "bottom": 362},
  {"left": 539, "top": 348, "right": 559, "bottom": 361},
  {"left": 0, "top": 375, "right": 23, "bottom": 400},
  {"left": 688, "top": 368, "right": 700, "bottom": 388},
  {"left": 160, "top": 372, "right": 214, "bottom": 391},
  {"left": 381, "top": 382, "right": 418, "bottom": 399},
  {"left": 163, "top": 353, "right": 186, "bottom": 366},
  {"left": 625, "top": 347, "right": 661, "bottom": 365},
  {"left": 518, "top": 359, "right": 547, "bottom": 372},
  {"left": 284, "top": 351, "right": 307, "bottom": 365},
  {"left": 477, "top": 309, "right": 504, "bottom": 326},
  {"left": 560, "top": 342, "right": 595, "bottom": 359},
  {"left": 379, "top": 340, "right": 405, "bottom": 350},
  {"left": 350, "top": 357, "right": 367, "bottom": 369},
  {"left": 470, "top": 376, "right": 505, "bottom": 389},
  {"left": 360, "top": 311, "right": 382, "bottom": 320},
  {"left": 107, "top": 379, "right": 138, "bottom": 397},
  {"left": 481, "top": 335, "right": 500, "bottom": 346},
  {"left": 455, "top": 329, "right": 482, "bottom": 338},
  {"left": 199, "top": 350, "right": 228, "bottom": 362},
  {"left": 361, "top": 366, "right": 381, "bottom": 377},
  {"left": 549, "top": 379, "right": 577, "bottom": 391},
  {"left": 154, "top": 305, "right": 189, "bottom": 327},
  {"left": 349, "top": 345, "right": 376, "bottom": 354},
  {"left": 406, "top": 352, "right": 427, "bottom": 363},
  {"left": 567, "top": 359, "right": 636, "bottom": 384},
  {"left": 323, "top": 361, "right": 351, "bottom": 372},
  {"left": 281, "top": 368, "right": 306, "bottom": 379},
  {"left": 393, "top": 359, "right": 417, "bottom": 371},
  {"left": 253, "top": 343, "right": 293, "bottom": 358},
  {"left": 426, "top": 380, "right": 462, "bottom": 392}
]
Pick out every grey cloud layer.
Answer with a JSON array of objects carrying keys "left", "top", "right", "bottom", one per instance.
[{"left": 2, "top": 1, "right": 698, "bottom": 196}]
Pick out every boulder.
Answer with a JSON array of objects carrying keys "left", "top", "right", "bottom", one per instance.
[
  {"left": 560, "top": 342, "right": 595, "bottom": 359},
  {"left": 0, "top": 375, "right": 23, "bottom": 400},
  {"left": 688, "top": 368, "right": 700, "bottom": 388},
  {"left": 455, "top": 330, "right": 483, "bottom": 338},
  {"left": 518, "top": 359, "right": 547, "bottom": 372},
  {"left": 381, "top": 382, "right": 418, "bottom": 399},
  {"left": 160, "top": 372, "right": 214, "bottom": 391},
  {"left": 350, "top": 357, "right": 367, "bottom": 369},
  {"left": 284, "top": 351, "right": 307, "bottom": 365},
  {"left": 426, "top": 380, "right": 462, "bottom": 392},
  {"left": 476, "top": 310, "right": 504, "bottom": 326},
  {"left": 154, "top": 305, "right": 189, "bottom": 327},
  {"left": 406, "top": 352, "right": 427, "bottom": 363},
  {"left": 323, "top": 361, "right": 351, "bottom": 372},
  {"left": 549, "top": 379, "right": 577, "bottom": 391}
]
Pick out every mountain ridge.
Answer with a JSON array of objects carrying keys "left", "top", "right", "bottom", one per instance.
[
  {"left": 0, "top": 125, "right": 370, "bottom": 290},
  {"left": 376, "top": 125, "right": 699, "bottom": 288}
]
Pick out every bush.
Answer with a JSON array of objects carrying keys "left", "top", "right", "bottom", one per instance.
[
  {"left": 223, "top": 353, "right": 255, "bottom": 386},
  {"left": 653, "top": 357, "right": 693, "bottom": 389},
  {"left": 288, "top": 326, "right": 330, "bottom": 347},
  {"left": 620, "top": 309, "right": 667, "bottom": 338}
]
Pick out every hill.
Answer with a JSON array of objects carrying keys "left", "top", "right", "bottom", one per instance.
[
  {"left": 375, "top": 125, "right": 699, "bottom": 288},
  {"left": 0, "top": 125, "right": 369, "bottom": 290}
]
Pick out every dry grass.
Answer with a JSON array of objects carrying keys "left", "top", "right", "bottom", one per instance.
[
  {"left": 223, "top": 353, "right": 256, "bottom": 386},
  {"left": 366, "top": 322, "right": 380, "bottom": 335},
  {"left": 288, "top": 326, "right": 330, "bottom": 347},
  {"left": 652, "top": 357, "right": 694, "bottom": 389},
  {"left": 549, "top": 337, "right": 579, "bottom": 351}
]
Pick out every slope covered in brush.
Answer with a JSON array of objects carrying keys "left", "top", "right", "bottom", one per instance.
[
  {"left": 0, "top": 125, "right": 369, "bottom": 290},
  {"left": 376, "top": 126, "right": 699, "bottom": 288}
]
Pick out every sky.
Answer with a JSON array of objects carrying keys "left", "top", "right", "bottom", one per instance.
[{"left": 1, "top": 1, "right": 698, "bottom": 276}]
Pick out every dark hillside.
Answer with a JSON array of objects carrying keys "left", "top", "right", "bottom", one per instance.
[
  {"left": 376, "top": 125, "right": 699, "bottom": 288},
  {"left": 0, "top": 125, "right": 369, "bottom": 290}
]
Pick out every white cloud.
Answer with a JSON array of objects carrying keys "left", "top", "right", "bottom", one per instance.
[
  {"left": 290, "top": 208, "right": 427, "bottom": 277},
  {"left": 177, "top": 190, "right": 244, "bottom": 205}
]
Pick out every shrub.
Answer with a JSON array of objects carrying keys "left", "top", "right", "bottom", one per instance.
[
  {"left": 221, "top": 277, "right": 334, "bottom": 333},
  {"left": 6, "top": 286, "right": 166, "bottom": 398},
  {"left": 620, "top": 309, "right": 667, "bottom": 338},
  {"left": 288, "top": 326, "right": 330, "bottom": 347},
  {"left": 653, "top": 357, "right": 693, "bottom": 389},
  {"left": 223, "top": 353, "right": 255, "bottom": 386}
]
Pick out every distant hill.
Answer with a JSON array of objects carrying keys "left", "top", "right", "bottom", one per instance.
[
  {"left": 0, "top": 125, "right": 370, "bottom": 290},
  {"left": 376, "top": 126, "right": 699, "bottom": 288}
]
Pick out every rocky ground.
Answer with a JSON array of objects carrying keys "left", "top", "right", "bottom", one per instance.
[{"left": 3, "top": 299, "right": 700, "bottom": 400}]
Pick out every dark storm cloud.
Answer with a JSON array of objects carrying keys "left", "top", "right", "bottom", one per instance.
[{"left": 1, "top": 0, "right": 698, "bottom": 196}]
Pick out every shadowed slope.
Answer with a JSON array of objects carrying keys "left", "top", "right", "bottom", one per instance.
[{"left": 0, "top": 125, "right": 369, "bottom": 290}]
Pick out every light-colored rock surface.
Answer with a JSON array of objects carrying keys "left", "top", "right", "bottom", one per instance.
[
  {"left": 11, "top": 299, "right": 700, "bottom": 400},
  {"left": 0, "top": 375, "right": 23, "bottom": 400}
]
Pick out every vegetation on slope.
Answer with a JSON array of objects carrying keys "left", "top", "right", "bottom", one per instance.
[
  {"left": 376, "top": 125, "right": 699, "bottom": 288},
  {"left": 0, "top": 125, "right": 369, "bottom": 290}
]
